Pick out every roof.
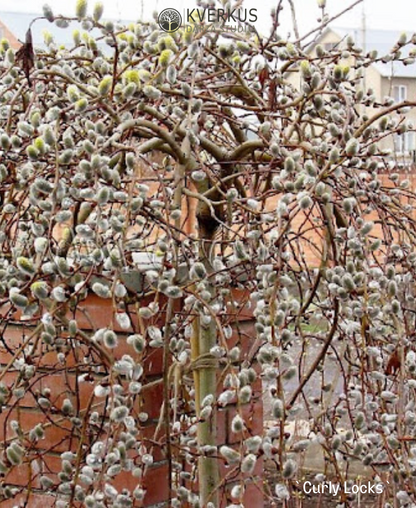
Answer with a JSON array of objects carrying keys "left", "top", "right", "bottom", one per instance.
[
  {"left": 0, "top": 10, "right": 133, "bottom": 50},
  {"left": 319, "top": 26, "right": 416, "bottom": 79}
]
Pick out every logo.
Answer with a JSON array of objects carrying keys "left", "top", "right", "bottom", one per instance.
[
  {"left": 185, "top": 8, "right": 257, "bottom": 24},
  {"left": 158, "top": 8, "right": 182, "bottom": 33}
]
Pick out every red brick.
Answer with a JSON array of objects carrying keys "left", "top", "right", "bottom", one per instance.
[
  {"left": 142, "top": 462, "right": 170, "bottom": 506},
  {"left": 3, "top": 453, "right": 61, "bottom": 490},
  {"left": 138, "top": 377, "right": 164, "bottom": 421},
  {"left": 216, "top": 407, "right": 228, "bottom": 445},
  {"left": 0, "top": 493, "right": 56, "bottom": 508},
  {"left": 143, "top": 349, "right": 164, "bottom": 376},
  {"left": 227, "top": 401, "right": 263, "bottom": 446},
  {"left": 231, "top": 479, "right": 264, "bottom": 508},
  {"left": 3, "top": 461, "right": 32, "bottom": 488},
  {"left": 2, "top": 371, "right": 94, "bottom": 411},
  {"left": 0, "top": 408, "right": 79, "bottom": 453},
  {"left": 0, "top": 293, "right": 264, "bottom": 507},
  {"left": 71, "top": 294, "right": 178, "bottom": 333}
]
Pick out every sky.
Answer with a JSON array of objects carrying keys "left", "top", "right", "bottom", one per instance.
[{"left": 0, "top": 0, "right": 413, "bottom": 37}]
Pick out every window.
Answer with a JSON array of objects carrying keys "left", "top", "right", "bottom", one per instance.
[
  {"left": 394, "top": 131, "right": 413, "bottom": 153},
  {"left": 392, "top": 85, "right": 411, "bottom": 153},
  {"left": 393, "top": 85, "right": 407, "bottom": 103}
]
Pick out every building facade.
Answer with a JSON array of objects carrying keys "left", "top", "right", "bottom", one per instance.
[{"left": 290, "top": 27, "right": 416, "bottom": 167}]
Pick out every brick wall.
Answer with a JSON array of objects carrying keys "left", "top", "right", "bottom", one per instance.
[
  {"left": 0, "top": 292, "right": 263, "bottom": 507},
  {"left": 4, "top": 165, "right": 412, "bottom": 505}
]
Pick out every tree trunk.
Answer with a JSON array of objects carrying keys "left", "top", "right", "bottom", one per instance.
[{"left": 193, "top": 198, "right": 221, "bottom": 507}]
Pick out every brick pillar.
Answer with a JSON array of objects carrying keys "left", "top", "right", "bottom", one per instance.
[{"left": 0, "top": 292, "right": 263, "bottom": 507}]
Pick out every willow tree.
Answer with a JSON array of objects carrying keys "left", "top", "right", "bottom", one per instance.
[{"left": 1, "top": 0, "right": 416, "bottom": 506}]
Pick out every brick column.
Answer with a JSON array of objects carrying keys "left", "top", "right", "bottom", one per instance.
[{"left": 0, "top": 292, "right": 263, "bottom": 507}]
